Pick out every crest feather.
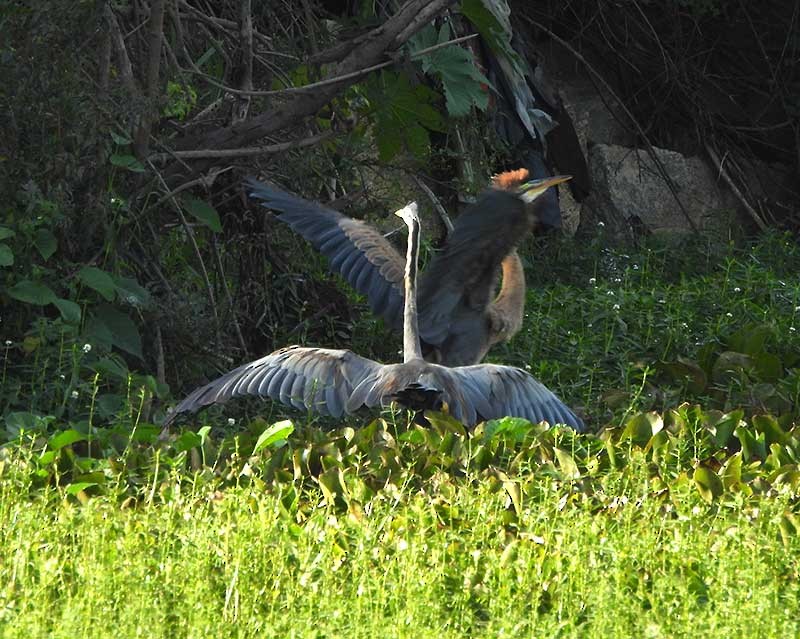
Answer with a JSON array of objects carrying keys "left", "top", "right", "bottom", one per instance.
[{"left": 491, "top": 169, "right": 529, "bottom": 190}]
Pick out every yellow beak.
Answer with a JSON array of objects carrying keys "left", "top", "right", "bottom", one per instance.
[{"left": 517, "top": 175, "right": 572, "bottom": 202}]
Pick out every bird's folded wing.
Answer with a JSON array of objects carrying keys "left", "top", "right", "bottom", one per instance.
[
  {"left": 449, "top": 364, "right": 586, "bottom": 432},
  {"left": 417, "top": 190, "right": 530, "bottom": 345},
  {"left": 247, "top": 178, "right": 406, "bottom": 329},
  {"left": 164, "top": 346, "right": 382, "bottom": 424}
]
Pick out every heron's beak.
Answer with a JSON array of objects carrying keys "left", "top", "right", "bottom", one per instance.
[
  {"left": 393, "top": 201, "right": 419, "bottom": 221},
  {"left": 517, "top": 175, "right": 572, "bottom": 203}
]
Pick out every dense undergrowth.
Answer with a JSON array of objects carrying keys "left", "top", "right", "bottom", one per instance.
[{"left": 1, "top": 232, "right": 799, "bottom": 636}]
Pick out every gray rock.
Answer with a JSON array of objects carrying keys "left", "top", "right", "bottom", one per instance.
[{"left": 581, "top": 144, "right": 743, "bottom": 239}]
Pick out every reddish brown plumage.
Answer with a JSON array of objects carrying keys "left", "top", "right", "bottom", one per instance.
[{"left": 492, "top": 169, "right": 530, "bottom": 191}]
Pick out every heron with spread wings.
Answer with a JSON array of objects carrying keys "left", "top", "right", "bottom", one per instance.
[
  {"left": 164, "top": 202, "right": 585, "bottom": 431},
  {"left": 247, "top": 170, "right": 570, "bottom": 366}
]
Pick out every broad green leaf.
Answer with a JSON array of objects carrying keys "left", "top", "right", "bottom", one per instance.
[
  {"left": 90, "top": 356, "right": 129, "bottom": 380},
  {"left": 53, "top": 297, "right": 82, "bottom": 324},
  {"left": 5, "top": 412, "right": 53, "bottom": 434},
  {"left": 78, "top": 266, "right": 117, "bottom": 301},
  {"left": 729, "top": 323, "right": 773, "bottom": 356},
  {"left": 89, "top": 304, "right": 143, "bottom": 359},
  {"left": 711, "top": 351, "right": 753, "bottom": 383},
  {"left": 480, "top": 416, "right": 534, "bottom": 442},
  {"left": 502, "top": 478, "right": 522, "bottom": 516},
  {"left": 33, "top": 228, "right": 57, "bottom": 260},
  {"left": 317, "top": 466, "right": 347, "bottom": 506},
  {"left": 110, "top": 131, "right": 132, "bottom": 145},
  {"left": 84, "top": 315, "right": 113, "bottom": 352},
  {"left": 706, "top": 409, "right": 743, "bottom": 449},
  {"left": 65, "top": 482, "right": 97, "bottom": 496},
  {"left": 753, "top": 414, "right": 787, "bottom": 447},
  {"left": 554, "top": 447, "right": 580, "bottom": 479},
  {"left": 659, "top": 357, "right": 707, "bottom": 393},
  {"left": 735, "top": 423, "right": 767, "bottom": 461},
  {"left": 113, "top": 275, "right": 151, "bottom": 308},
  {"left": 174, "top": 431, "right": 203, "bottom": 452},
  {"left": 411, "top": 24, "right": 490, "bottom": 117},
  {"left": 7, "top": 280, "right": 57, "bottom": 305},
  {"left": 183, "top": 196, "right": 222, "bottom": 232},
  {"left": 753, "top": 352, "right": 782, "bottom": 382},
  {"left": 620, "top": 412, "right": 663, "bottom": 446},
  {"left": 95, "top": 394, "right": 125, "bottom": 418},
  {"left": 693, "top": 465, "right": 723, "bottom": 503},
  {"left": 253, "top": 420, "right": 295, "bottom": 454},
  {"left": 0, "top": 243, "right": 13, "bottom": 266},
  {"left": 461, "top": 0, "right": 524, "bottom": 72},
  {"left": 366, "top": 71, "right": 445, "bottom": 161},
  {"left": 110, "top": 154, "right": 145, "bottom": 172},
  {"left": 0, "top": 226, "right": 15, "bottom": 240},
  {"left": 720, "top": 451, "right": 742, "bottom": 489},
  {"left": 49, "top": 429, "right": 87, "bottom": 450}
]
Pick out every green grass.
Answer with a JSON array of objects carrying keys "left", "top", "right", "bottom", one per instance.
[
  {"left": 1, "top": 438, "right": 799, "bottom": 638},
  {"left": 1, "top": 231, "right": 800, "bottom": 637}
]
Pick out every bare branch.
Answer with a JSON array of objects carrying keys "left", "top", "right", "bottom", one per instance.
[
  {"left": 705, "top": 143, "right": 768, "bottom": 231},
  {"left": 231, "top": 0, "right": 253, "bottom": 125},
  {"left": 166, "top": 0, "right": 456, "bottom": 182},
  {"left": 133, "top": 0, "right": 166, "bottom": 158},
  {"left": 212, "top": 236, "right": 249, "bottom": 357},
  {"left": 413, "top": 175, "right": 454, "bottom": 233},
  {"left": 146, "top": 159, "right": 221, "bottom": 345},
  {"left": 180, "top": 32, "right": 478, "bottom": 98},
  {"left": 104, "top": 3, "right": 139, "bottom": 96},
  {"left": 148, "top": 131, "right": 334, "bottom": 162}
]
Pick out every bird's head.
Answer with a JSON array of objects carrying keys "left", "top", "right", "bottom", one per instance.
[
  {"left": 492, "top": 169, "right": 572, "bottom": 229},
  {"left": 393, "top": 201, "right": 420, "bottom": 228}
]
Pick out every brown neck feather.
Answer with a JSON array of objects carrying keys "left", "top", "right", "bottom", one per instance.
[{"left": 489, "top": 250, "right": 526, "bottom": 344}]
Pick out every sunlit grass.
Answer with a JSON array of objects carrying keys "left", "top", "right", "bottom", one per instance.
[
  {"left": 1, "top": 231, "right": 800, "bottom": 637},
  {"left": 1, "top": 448, "right": 798, "bottom": 638}
]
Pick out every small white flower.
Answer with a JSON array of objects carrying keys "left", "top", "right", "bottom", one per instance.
[
  {"left": 779, "top": 281, "right": 786, "bottom": 286},
  {"left": 658, "top": 299, "right": 666, "bottom": 304},
  {"left": 613, "top": 304, "right": 620, "bottom": 311},
  {"left": 795, "top": 306, "right": 800, "bottom": 312},
  {"left": 733, "top": 287, "right": 741, "bottom": 293},
  {"left": 227, "top": 418, "right": 236, "bottom": 426},
  {"left": 589, "top": 277, "right": 596, "bottom": 284},
  {"left": 791, "top": 327, "right": 797, "bottom": 332},
  {"left": 524, "top": 364, "right": 531, "bottom": 370},
  {"left": 614, "top": 277, "right": 622, "bottom": 283},
  {"left": 680, "top": 322, "right": 688, "bottom": 329},
  {"left": 598, "top": 221, "right": 605, "bottom": 227},
  {"left": 4, "top": 340, "right": 11, "bottom": 346},
  {"left": 726, "top": 312, "right": 733, "bottom": 318},
  {"left": 71, "top": 390, "right": 79, "bottom": 399},
  {"left": 59, "top": 374, "right": 65, "bottom": 380},
  {"left": 82, "top": 343, "right": 92, "bottom": 353},
  {"left": 606, "top": 290, "right": 615, "bottom": 296},
  {"left": 397, "top": 539, "right": 408, "bottom": 552},
  {"left": 633, "top": 264, "right": 639, "bottom": 270},
  {"left": 587, "top": 323, "right": 593, "bottom": 328}
]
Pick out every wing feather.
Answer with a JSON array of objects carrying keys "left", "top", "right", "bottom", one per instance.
[
  {"left": 164, "top": 346, "right": 382, "bottom": 425},
  {"left": 450, "top": 364, "right": 585, "bottom": 431},
  {"left": 247, "top": 178, "right": 405, "bottom": 329}
]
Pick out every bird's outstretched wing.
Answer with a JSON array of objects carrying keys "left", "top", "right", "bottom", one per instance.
[
  {"left": 164, "top": 346, "right": 382, "bottom": 425},
  {"left": 417, "top": 190, "right": 532, "bottom": 349},
  {"left": 448, "top": 364, "right": 586, "bottom": 431},
  {"left": 246, "top": 178, "right": 406, "bottom": 329}
]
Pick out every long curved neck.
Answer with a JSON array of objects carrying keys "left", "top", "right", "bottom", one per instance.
[
  {"left": 490, "top": 250, "right": 526, "bottom": 344},
  {"left": 402, "top": 215, "right": 423, "bottom": 362}
]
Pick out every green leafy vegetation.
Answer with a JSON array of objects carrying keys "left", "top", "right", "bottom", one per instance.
[
  {"left": 1, "top": 2, "right": 798, "bottom": 635},
  {"left": 2, "top": 232, "right": 800, "bottom": 636}
]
